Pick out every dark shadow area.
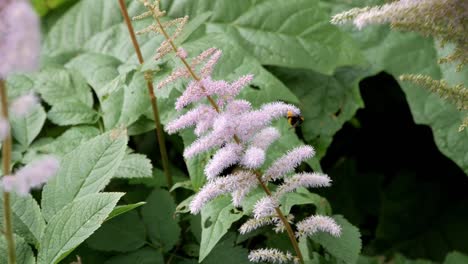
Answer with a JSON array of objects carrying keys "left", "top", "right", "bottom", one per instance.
[{"left": 319, "top": 72, "right": 468, "bottom": 261}]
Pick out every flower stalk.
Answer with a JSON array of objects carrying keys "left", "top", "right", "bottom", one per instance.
[
  {"left": 0, "top": 79, "right": 16, "bottom": 264},
  {"left": 117, "top": 0, "right": 173, "bottom": 187}
]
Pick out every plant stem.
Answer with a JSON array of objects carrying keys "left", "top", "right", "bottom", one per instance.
[
  {"left": 153, "top": 12, "right": 304, "bottom": 264},
  {"left": 118, "top": 0, "right": 173, "bottom": 187},
  {"left": 0, "top": 79, "right": 16, "bottom": 264},
  {"left": 255, "top": 173, "right": 304, "bottom": 264}
]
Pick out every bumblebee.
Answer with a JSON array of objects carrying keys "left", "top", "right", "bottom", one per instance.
[{"left": 287, "top": 110, "right": 304, "bottom": 129}]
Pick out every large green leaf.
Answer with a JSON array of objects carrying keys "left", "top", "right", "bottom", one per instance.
[
  {"left": 444, "top": 252, "right": 468, "bottom": 264},
  {"left": 0, "top": 235, "right": 35, "bottom": 264},
  {"left": 0, "top": 192, "right": 45, "bottom": 247},
  {"left": 104, "top": 247, "right": 164, "bottom": 264},
  {"left": 87, "top": 210, "right": 146, "bottom": 252},
  {"left": 280, "top": 188, "right": 331, "bottom": 216},
  {"left": 311, "top": 215, "right": 362, "bottom": 264},
  {"left": 48, "top": 101, "right": 99, "bottom": 126},
  {"left": 41, "top": 129, "right": 128, "bottom": 221},
  {"left": 106, "top": 202, "right": 146, "bottom": 221},
  {"left": 199, "top": 196, "right": 243, "bottom": 262},
  {"left": 113, "top": 153, "right": 153, "bottom": 179},
  {"left": 37, "top": 192, "right": 124, "bottom": 264},
  {"left": 270, "top": 66, "right": 366, "bottom": 159},
  {"left": 141, "top": 188, "right": 181, "bottom": 252},
  {"left": 163, "top": 0, "right": 364, "bottom": 74},
  {"left": 35, "top": 126, "right": 100, "bottom": 156},
  {"left": 10, "top": 104, "right": 47, "bottom": 148},
  {"left": 202, "top": 233, "right": 250, "bottom": 264},
  {"left": 43, "top": 0, "right": 125, "bottom": 54}
]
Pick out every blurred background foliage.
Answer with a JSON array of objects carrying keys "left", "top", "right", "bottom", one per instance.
[{"left": 16, "top": 0, "right": 468, "bottom": 263}]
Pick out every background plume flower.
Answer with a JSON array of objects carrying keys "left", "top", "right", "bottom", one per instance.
[{"left": 296, "top": 215, "right": 342, "bottom": 238}]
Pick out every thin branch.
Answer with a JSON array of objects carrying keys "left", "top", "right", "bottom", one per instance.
[{"left": 118, "top": 0, "right": 173, "bottom": 187}]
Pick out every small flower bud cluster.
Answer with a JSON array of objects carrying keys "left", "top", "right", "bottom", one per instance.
[{"left": 248, "top": 248, "right": 298, "bottom": 264}]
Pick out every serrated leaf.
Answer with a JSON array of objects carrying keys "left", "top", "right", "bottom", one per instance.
[
  {"left": 36, "top": 126, "right": 100, "bottom": 156},
  {"left": 0, "top": 192, "right": 45, "bottom": 247},
  {"left": 5, "top": 74, "right": 35, "bottom": 100},
  {"left": 41, "top": 129, "right": 128, "bottom": 221},
  {"left": 43, "top": 0, "right": 124, "bottom": 54},
  {"left": 10, "top": 104, "right": 47, "bottom": 147},
  {"left": 34, "top": 66, "right": 94, "bottom": 107},
  {"left": 202, "top": 233, "right": 250, "bottom": 264},
  {"left": 141, "top": 188, "right": 181, "bottom": 252},
  {"left": 0, "top": 235, "right": 35, "bottom": 264},
  {"left": 444, "top": 251, "right": 468, "bottom": 264},
  {"left": 48, "top": 101, "right": 99, "bottom": 126},
  {"left": 104, "top": 247, "right": 164, "bottom": 264},
  {"left": 37, "top": 192, "right": 124, "bottom": 264},
  {"left": 87, "top": 210, "right": 146, "bottom": 252},
  {"left": 311, "top": 215, "right": 361, "bottom": 264},
  {"left": 164, "top": 0, "right": 364, "bottom": 74},
  {"left": 113, "top": 153, "right": 153, "bottom": 179},
  {"left": 280, "top": 188, "right": 331, "bottom": 216},
  {"left": 199, "top": 196, "right": 244, "bottom": 262},
  {"left": 106, "top": 202, "right": 146, "bottom": 221}
]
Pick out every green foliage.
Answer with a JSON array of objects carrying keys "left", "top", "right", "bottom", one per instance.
[
  {"left": 10, "top": 105, "right": 46, "bottom": 148},
  {"left": 0, "top": 235, "right": 35, "bottom": 264},
  {"left": 104, "top": 247, "right": 164, "bottom": 264},
  {"left": 113, "top": 153, "right": 153, "bottom": 179}
]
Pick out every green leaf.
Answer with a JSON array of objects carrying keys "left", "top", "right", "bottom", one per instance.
[
  {"left": 5, "top": 74, "right": 35, "bottom": 100},
  {"left": 0, "top": 235, "right": 35, "bottom": 264},
  {"left": 34, "top": 66, "right": 94, "bottom": 107},
  {"left": 10, "top": 104, "right": 47, "bottom": 147},
  {"left": 280, "top": 188, "right": 331, "bottom": 216},
  {"left": 164, "top": 0, "right": 364, "bottom": 74},
  {"left": 36, "top": 126, "right": 100, "bottom": 156},
  {"left": 0, "top": 192, "right": 45, "bottom": 247},
  {"left": 444, "top": 252, "right": 468, "bottom": 264},
  {"left": 106, "top": 202, "right": 146, "bottom": 221},
  {"left": 141, "top": 188, "right": 181, "bottom": 252},
  {"left": 202, "top": 233, "right": 250, "bottom": 264},
  {"left": 43, "top": 0, "right": 124, "bottom": 54},
  {"left": 41, "top": 129, "right": 128, "bottom": 221},
  {"left": 37, "top": 192, "right": 124, "bottom": 264},
  {"left": 48, "top": 101, "right": 99, "bottom": 126},
  {"left": 199, "top": 196, "right": 243, "bottom": 262},
  {"left": 87, "top": 210, "right": 146, "bottom": 252},
  {"left": 104, "top": 247, "right": 164, "bottom": 264},
  {"left": 113, "top": 153, "right": 153, "bottom": 179},
  {"left": 270, "top": 66, "right": 366, "bottom": 159},
  {"left": 311, "top": 215, "right": 362, "bottom": 264}
]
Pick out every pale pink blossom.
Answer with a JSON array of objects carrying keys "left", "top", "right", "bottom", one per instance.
[
  {"left": 240, "top": 147, "right": 266, "bottom": 169},
  {"left": 253, "top": 196, "right": 278, "bottom": 219},
  {"left": 296, "top": 215, "right": 341, "bottom": 238},
  {"left": 231, "top": 171, "right": 258, "bottom": 207},
  {"left": 200, "top": 49, "right": 222, "bottom": 78},
  {"left": 204, "top": 143, "right": 243, "bottom": 180},
  {"left": 166, "top": 105, "right": 214, "bottom": 134},
  {"left": 0, "top": 0, "right": 41, "bottom": 78},
  {"left": 176, "top": 47, "right": 188, "bottom": 59},
  {"left": 275, "top": 172, "right": 331, "bottom": 198},
  {"left": 10, "top": 93, "right": 39, "bottom": 116},
  {"left": 264, "top": 145, "right": 315, "bottom": 181},
  {"left": 1, "top": 155, "right": 60, "bottom": 196},
  {"left": 248, "top": 248, "right": 296, "bottom": 264},
  {"left": 250, "top": 127, "right": 280, "bottom": 150},
  {"left": 225, "top": 100, "right": 252, "bottom": 115}
]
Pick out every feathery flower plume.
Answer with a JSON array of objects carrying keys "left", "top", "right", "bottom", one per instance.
[
  {"left": 264, "top": 145, "right": 315, "bottom": 181},
  {"left": 248, "top": 248, "right": 297, "bottom": 264},
  {"left": 253, "top": 196, "right": 278, "bottom": 219},
  {"left": 239, "top": 216, "right": 278, "bottom": 235},
  {"left": 240, "top": 147, "right": 266, "bottom": 169},
  {"left": 296, "top": 215, "right": 342, "bottom": 238},
  {"left": 1, "top": 156, "right": 60, "bottom": 196},
  {"left": 176, "top": 47, "right": 188, "bottom": 59},
  {"left": 204, "top": 143, "right": 243, "bottom": 180},
  {"left": 10, "top": 93, "right": 40, "bottom": 116},
  {"left": 250, "top": 127, "right": 281, "bottom": 150},
  {"left": 0, "top": 0, "right": 41, "bottom": 78},
  {"left": 275, "top": 172, "right": 332, "bottom": 198}
]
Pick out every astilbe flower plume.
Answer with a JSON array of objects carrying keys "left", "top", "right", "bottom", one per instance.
[
  {"left": 0, "top": 0, "right": 41, "bottom": 78},
  {"left": 135, "top": 1, "right": 342, "bottom": 262}
]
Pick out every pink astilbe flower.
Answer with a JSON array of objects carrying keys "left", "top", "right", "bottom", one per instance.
[
  {"left": 166, "top": 105, "right": 215, "bottom": 134},
  {"left": 225, "top": 100, "right": 252, "bottom": 115},
  {"left": 264, "top": 145, "right": 315, "bottom": 181},
  {"left": 10, "top": 93, "right": 39, "bottom": 116},
  {"left": 0, "top": 0, "right": 41, "bottom": 78},
  {"left": 275, "top": 172, "right": 332, "bottom": 198},
  {"left": 240, "top": 147, "right": 266, "bottom": 169},
  {"left": 1, "top": 155, "right": 60, "bottom": 196},
  {"left": 250, "top": 127, "right": 281, "bottom": 150},
  {"left": 200, "top": 49, "right": 222, "bottom": 78},
  {"left": 296, "top": 215, "right": 342, "bottom": 238},
  {"left": 190, "top": 170, "right": 255, "bottom": 214},
  {"left": 176, "top": 47, "right": 188, "bottom": 59},
  {"left": 231, "top": 171, "right": 258, "bottom": 207},
  {"left": 0, "top": 118, "right": 9, "bottom": 141},
  {"left": 253, "top": 196, "right": 278, "bottom": 219},
  {"left": 248, "top": 248, "right": 297, "bottom": 264},
  {"left": 204, "top": 143, "right": 243, "bottom": 180}
]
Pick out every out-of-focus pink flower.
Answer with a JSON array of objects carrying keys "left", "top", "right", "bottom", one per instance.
[{"left": 10, "top": 93, "right": 39, "bottom": 116}]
